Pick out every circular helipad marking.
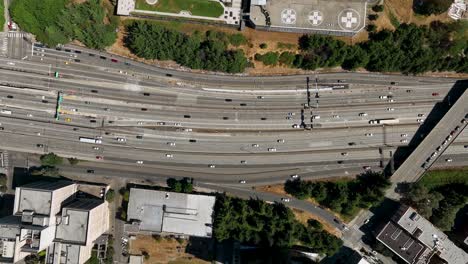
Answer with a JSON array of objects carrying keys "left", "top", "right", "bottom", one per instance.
[
  {"left": 337, "top": 9, "right": 360, "bottom": 31},
  {"left": 308, "top": 10, "right": 324, "bottom": 26},
  {"left": 281, "top": 9, "right": 297, "bottom": 24}
]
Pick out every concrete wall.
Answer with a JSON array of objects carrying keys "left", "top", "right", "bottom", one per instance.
[
  {"left": 78, "top": 244, "right": 93, "bottom": 264},
  {"left": 86, "top": 202, "right": 109, "bottom": 246},
  {"left": 39, "top": 226, "right": 56, "bottom": 251},
  {"left": 50, "top": 184, "right": 77, "bottom": 220}
]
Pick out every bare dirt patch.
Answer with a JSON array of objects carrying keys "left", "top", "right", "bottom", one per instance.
[
  {"left": 129, "top": 235, "right": 210, "bottom": 264},
  {"left": 292, "top": 209, "right": 341, "bottom": 237},
  {"left": 382, "top": 0, "right": 451, "bottom": 26}
]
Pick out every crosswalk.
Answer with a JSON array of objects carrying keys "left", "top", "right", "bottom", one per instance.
[
  {"left": 0, "top": 32, "right": 7, "bottom": 57},
  {"left": 7, "top": 31, "right": 26, "bottom": 38}
]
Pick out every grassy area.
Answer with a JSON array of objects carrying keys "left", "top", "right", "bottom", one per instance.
[
  {"left": 419, "top": 168, "right": 468, "bottom": 189},
  {"left": 135, "top": 0, "right": 224, "bottom": 18},
  {"left": 0, "top": 0, "right": 5, "bottom": 31}
]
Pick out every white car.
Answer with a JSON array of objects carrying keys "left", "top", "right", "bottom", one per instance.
[
  {"left": 184, "top": 128, "right": 193, "bottom": 132},
  {"left": 71, "top": 108, "right": 78, "bottom": 112},
  {"left": 386, "top": 108, "right": 395, "bottom": 111},
  {"left": 358, "top": 113, "right": 368, "bottom": 117},
  {"left": 379, "top": 95, "right": 388, "bottom": 99},
  {"left": 388, "top": 99, "right": 395, "bottom": 103},
  {"left": 239, "top": 180, "right": 246, "bottom": 184},
  {"left": 277, "top": 139, "right": 285, "bottom": 143},
  {"left": 167, "top": 142, "right": 176, "bottom": 146},
  {"left": 290, "top": 174, "right": 299, "bottom": 179},
  {"left": 240, "top": 160, "right": 247, "bottom": 164},
  {"left": 400, "top": 139, "right": 408, "bottom": 143},
  {"left": 416, "top": 119, "right": 424, "bottom": 123},
  {"left": 363, "top": 166, "right": 371, "bottom": 170},
  {"left": 208, "top": 164, "right": 216, "bottom": 168},
  {"left": 281, "top": 198, "right": 290, "bottom": 202},
  {"left": 332, "top": 115, "right": 340, "bottom": 118},
  {"left": 268, "top": 148, "right": 277, "bottom": 152},
  {"left": 252, "top": 143, "right": 259, "bottom": 148},
  {"left": 401, "top": 133, "right": 408, "bottom": 137},
  {"left": 418, "top": 114, "right": 425, "bottom": 117},
  {"left": 365, "top": 133, "right": 373, "bottom": 137},
  {"left": 174, "top": 123, "right": 182, "bottom": 126},
  {"left": 312, "top": 115, "right": 320, "bottom": 119},
  {"left": 165, "top": 154, "right": 173, "bottom": 158},
  {"left": 446, "top": 158, "right": 453, "bottom": 162},
  {"left": 93, "top": 147, "right": 99, "bottom": 150},
  {"left": 292, "top": 124, "right": 299, "bottom": 128},
  {"left": 136, "top": 160, "right": 144, "bottom": 164},
  {"left": 137, "top": 121, "right": 143, "bottom": 125},
  {"left": 341, "top": 152, "right": 348, "bottom": 156},
  {"left": 117, "top": 138, "right": 126, "bottom": 142}
]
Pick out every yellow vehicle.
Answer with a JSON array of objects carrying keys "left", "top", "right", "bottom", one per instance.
[{"left": 65, "top": 118, "right": 72, "bottom": 122}]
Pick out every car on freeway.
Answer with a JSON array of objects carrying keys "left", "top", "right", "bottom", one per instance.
[
  {"left": 208, "top": 164, "right": 216, "bottom": 168},
  {"left": 388, "top": 99, "right": 395, "bottom": 102},
  {"left": 239, "top": 180, "right": 246, "bottom": 184},
  {"left": 257, "top": 96, "right": 264, "bottom": 99},
  {"left": 143, "top": 92, "right": 150, "bottom": 96},
  {"left": 93, "top": 147, "right": 99, "bottom": 150},
  {"left": 401, "top": 133, "right": 408, "bottom": 137},
  {"left": 174, "top": 123, "right": 182, "bottom": 126},
  {"left": 436, "top": 146, "right": 441, "bottom": 151},
  {"left": 157, "top": 122, "right": 165, "bottom": 125},
  {"left": 454, "top": 126, "right": 460, "bottom": 131},
  {"left": 292, "top": 124, "right": 300, "bottom": 128},
  {"left": 442, "top": 139, "right": 448, "bottom": 145},
  {"left": 36, "top": 132, "right": 41, "bottom": 136},
  {"left": 365, "top": 133, "right": 373, "bottom": 137},
  {"left": 141, "top": 108, "right": 147, "bottom": 111},
  {"left": 252, "top": 144, "right": 259, "bottom": 148},
  {"left": 96, "top": 156, "right": 103, "bottom": 160},
  {"left": 137, "top": 121, "right": 143, "bottom": 125},
  {"left": 117, "top": 138, "right": 126, "bottom": 142},
  {"left": 136, "top": 160, "right": 144, "bottom": 164},
  {"left": 332, "top": 115, "right": 340, "bottom": 118},
  {"left": 277, "top": 139, "right": 285, "bottom": 143},
  {"left": 390, "top": 82, "right": 397, "bottom": 85},
  {"left": 287, "top": 112, "right": 295, "bottom": 116},
  {"left": 0, "top": 127, "right": 3, "bottom": 130},
  {"left": 311, "top": 115, "right": 320, "bottom": 119},
  {"left": 432, "top": 92, "right": 439, "bottom": 96},
  {"left": 400, "top": 139, "right": 408, "bottom": 143},
  {"left": 71, "top": 108, "right": 78, "bottom": 112},
  {"left": 446, "top": 158, "right": 453, "bottom": 162},
  {"left": 111, "top": 59, "right": 118, "bottom": 63},
  {"left": 348, "top": 142, "right": 356, "bottom": 146},
  {"left": 135, "top": 135, "right": 143, "bottom": 139},
  {"left": 87, "top": 170, "right": 94, "bottom": 173},
  {"left": 430, "top": 152, "right": 437, "bottom": 158},
  {"left": 184, "top": 128, "right": 193, "bottom": 132},
  {"left": 363, "top": 166, "right": 371, "bottom": 170},
  {"left": 240, "top": 160, "right": 247, "bottom": 164},
  {"left": 416, "top": 119, "right": 424, "bottom": 123},
  {"left": 167, "top": 142, "right": 176, "bottom": 146},
  {"left": 358, "top": 112, "right": 368, "bottom": 117},
  {"left": 418, "top": 114, "right": 425, "bottom": 117},
  {"left": 165, "top": 154, "right": 173, "bottom": 158},
  {"left": 290, "top": 174, "right": 299, "bottom": 179},
  {"left": 286, "top": 116, "right": 292, "bottom": 120},
  {"left": 464, "top": 145, "right": 468, "bottom": 148},
  {"left": 268, "top": 148, "right": 277, "bottom": 152},
  {"left": 379, "top": 95, "right": 387, "bottom": 99},
  {"left": 341, "top": 152, "right": 348, "bottom": 156},
  {"left": 386, "top": 108, "right": 395, "bottom": 111},
  {"left": 281, "top": 198, "right": 290, "bottom": 202},
  {"left": 36, "top": 144, "right": 44, "bottom": 148}
]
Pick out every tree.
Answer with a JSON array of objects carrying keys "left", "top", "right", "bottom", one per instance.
[
  {"left": 167, "top": 178, "right": 193, "bottom": 193},
  {"left": 105, "top": 189, "right": 115, "bottom": 202},
  {"left": 372, "top": 5, "right": 384, "bottom": 12},
  {"left": 279, "top": 51, "right": 296, "bottom": 66},
  {"left": 259, "top": 43, "right": 268, "bottom": 49},
  {"left": 68, "top": 158, "right": 79, "bottom": 165},
  {"left": 366, "top": 24, "right": 377, "bottom": 32},
  {"left": 30, "top": 166, "right": 60, "bottom": 177},
  {"left": 228, "top": 33, "right": 248, "bottom": 47},
  {"left": 255, "top": 52, "right": 279, "bottom": 66},
  {"left": 307, "top": 219, "right": 323, "bottom": 230},
  {"left": 40, "top": 153, "right": 63, "bottom": 166},
  {"left": 414, "top": 0, "right": 452, "bottom": 15},
  {"left": 368, "top": 14, "right": 379, "bottom": 21}
]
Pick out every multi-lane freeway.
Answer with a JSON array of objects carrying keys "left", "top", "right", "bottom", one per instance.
[{"left": 0, "top": 40, "right": 467, "bottom": 186}]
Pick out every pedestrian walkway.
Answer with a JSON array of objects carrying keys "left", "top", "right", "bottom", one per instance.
[
  {"left": 7, "top": 31, "right": 26, "bottom": 38},
  {"left": 0, "top": 32, "right": 7, "bottom": 57}
]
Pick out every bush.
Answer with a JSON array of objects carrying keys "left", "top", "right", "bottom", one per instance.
[
  {"left": 366, "top": 24, "right": 377, "bottom": 32},
  {"left": 142, "top": 251, "right": 150, "bottom": 260},
  {"left": 414, "top": 0, "right": 452, "bottom": 15},
  {"left": 228, "top": 33, "right": 248, "bottom": 47},
  {"left": 68, "top": 158, "right": 79, "bottom": 165},
  {"left": 372, "top": 5, "right": 384, "bottom": 12},
  {"left": 40, "top": 153, "right": 63, "bottom": 166},
  {"left": 279, "top": 51, "right": 296, "bottom": 66},
  {"left": 167, "top": 177, "right": 193, "bottom": 193},
  {"left": 105, "top": 189, "right": 115, "bottom": 202},
  {"left": 259, "top": 43, "right": 268, "bottom": 49},
  {"left": 368, "top": 14, "right": 379, "bottom": 21},
  {"left": 255, "top": 52, "right": 279, "bottom": 66},
  {"left": 307, "top": 219, "right": 323, "bottom": 230}
]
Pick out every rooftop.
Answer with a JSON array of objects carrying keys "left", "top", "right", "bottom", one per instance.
[
  {"left": 127, "top": 189, "right": 216, "bottom": 237},
  {"left": 249, "top": 0, "right": 366, "bottom": 34},
  {"left": 20, "top": 181, "right": 74, "bottom": 191}
]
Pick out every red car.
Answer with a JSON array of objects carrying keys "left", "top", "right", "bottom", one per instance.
[
  {"left": 96, "top": 156, "right": 104, "bottom": 160},
  {"left": 111, "top": 59, "right": 118, "bottom": 63},
  {"left": 432, "top": 92, "right": 439, "bottom": 96}
]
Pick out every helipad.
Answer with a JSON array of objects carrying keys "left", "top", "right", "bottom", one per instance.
[{"left": 249, "top": 0, "right": 367, "bottom": 36}]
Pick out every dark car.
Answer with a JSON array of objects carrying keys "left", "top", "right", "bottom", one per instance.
[
  {"left": 87, "top": 170, "right": 94, "bottom": 174},
  {"left": 111, "top": 58, "right": 118, "bottom": 63}
]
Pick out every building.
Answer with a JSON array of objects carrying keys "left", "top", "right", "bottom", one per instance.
[
  {"left": 248, "top": 0, "right": 367, "bottom": 36},
  {"left": 376, "top": 205, "right": 468, "bottom": 264},
  {"left": 126, "top": 189, "right": 216, "bottom": 238},
  {"left": 0, "top": 181, "right": 109, "bottom": 264}
]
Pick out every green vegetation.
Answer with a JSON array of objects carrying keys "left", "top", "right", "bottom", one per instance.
[
  {"left": 85, "top": 251, "right": 99, "bottom": 264},
  {"left": 276, "top": 42, "right": 296, "bottom": 49},
  {"left": 413, "top": 0, "right": 452, "bottom": 15},
  {"left": 404, "top": 180, "right": 467, "bottom": 231},
  {"left": 10, "top": 0, "right": 117, "bottom": 48},
  {"left": 287, "top": 23, "right": 468, "bottom": 73},
  {"left": 68, "top": 157, "right": 79, "bottom": 165},
  {"left": 103, "top": 237, "right": 114, "bottom": 264},
  {"left": 372, "top": 5, "right": 384, "bottom": 12},
  {"left": 388, "top": 10, "right": 400, "bottom": 28},
  {"left": 285, "top": 171, "right": 390, "bottom": 218},
  {"left": 30, "top": 166, "right": 60, "bottom": 177},
  {"left": 259, "top": 43, "right": 268, "bottom": 49},
  {"left": 368, "top": 14, "right": 379, "bottom": 21},
  {"left": 166, "top": 177, "right": 193, "bottom": 193},
  {"left": 228, "top": 33, "right": 248, "bottom": 47},
  {"left": 40, "top": 153, "right": 63, "bottom": 166},
  {"left": 213, "top": 195, "right": 342, "bottom": 255},
  {"left": 125, "top": 21, "right": 248, "bottom": 73},
  {"left": 24, "top": 252, "right": 45, "bottom": 264},
  {"left": 255, "top": 52, "right": 279, "bottom": 66},
  {"left": 278, "top": 51, "right": 296, "bottom": 66},
  {"left": 367, "top": 24, "right": 377, "bottom": 32},
  {"left": 105, "top": 189, "right": 115, "bottom": 202},
  {"left": 0, "top": 0, "right": 5, "bottom": 32},
  {"left": 418, "top": 168, "right": 468, "bottom": 189},
  {"left": 135, "top": 0, "right": 224, "bottom": 18}
]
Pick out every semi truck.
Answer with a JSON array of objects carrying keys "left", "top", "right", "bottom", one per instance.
[
  {"left": 79, "top": 137, "right": 102, "bottom": 144},
  {"left": 369, "top": 118, "right": 399, "bottom": 125}
]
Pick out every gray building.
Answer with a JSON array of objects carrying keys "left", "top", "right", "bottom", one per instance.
[
  {"left": 248, "top": 0, "right": 367, "bottom": 36},
  {"left": 126, "top": 189, "right": 216, "bottom": 238},
  {"left": 376, "top": 205, "right": 468, "bottom": 264}
]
